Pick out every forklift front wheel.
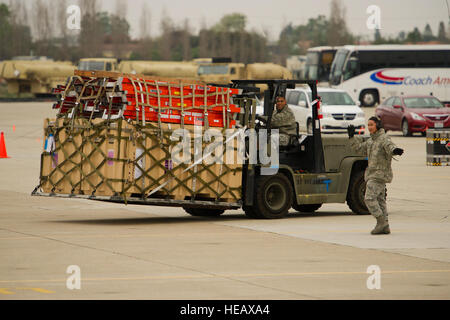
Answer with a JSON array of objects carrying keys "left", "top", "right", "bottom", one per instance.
[
  {"left": 254, "top": 173, "right": 293, "bottom": 219},
  {"left": 243, "top": 205, "right": 262, "bottom": 219}
]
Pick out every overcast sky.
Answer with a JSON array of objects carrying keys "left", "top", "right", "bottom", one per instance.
[
  {"left": 100, "top": 0, "right": 450, "bottom": 40},
  {"left": 3, "top": 0, "right": 450, "bottom": 41}
]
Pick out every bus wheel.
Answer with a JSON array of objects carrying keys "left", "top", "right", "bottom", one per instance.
[{"left": 360, "top": 90, "right": 378, "bottom": 107}]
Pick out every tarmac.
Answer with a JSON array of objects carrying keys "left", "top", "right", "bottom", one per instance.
[{"left": 0, "top": 102, "right": 449, "bottom": 299}]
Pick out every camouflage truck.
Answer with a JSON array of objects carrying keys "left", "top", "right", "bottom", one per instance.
[
  {"left": 76, "top": 57, "right": 292, "bottom": 86},
  {"left": 118, "top": 60, "right": 198, "bottom": 79},
  {"left": 77, "top": 58, "right": 198, "bottom": 79},
  {"left": 0, "top": 57, "right": 76, "bottom": 97},
  {"left": 196, "top": 58, "right": 292, "bottom": 86},
  {"left": 78, "top": 58, "right": 119, "bottom": 72}
]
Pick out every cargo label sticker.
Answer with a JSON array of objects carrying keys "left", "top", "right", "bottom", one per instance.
[
  {"left": 107, "top": 149, "right": 115, "bottom": 166},
  {"left": 51, "top": 153, "right": 59, "bottom": 168}
]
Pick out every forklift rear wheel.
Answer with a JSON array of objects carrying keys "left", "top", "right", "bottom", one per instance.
[
  {"left": 184, "top": 208, "right": 225, "bottom": 217},
  {"left": 292, "top": 204, "right": 322, "bottom": 212},
  {"left": 346, "top": 170, "right": 370, "bottom": 215},
  {"left": 254, "top": 173, "right": 293, "bottom": 219}
]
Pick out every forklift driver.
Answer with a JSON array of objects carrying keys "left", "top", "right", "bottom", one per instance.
[{"left": 257, "top": 95, "right": 297, "bottom": 147}]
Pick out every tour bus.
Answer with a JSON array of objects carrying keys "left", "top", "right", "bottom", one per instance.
[
  {"left": 303, "top": 46, "right": 339, "bottom": 85},
  {"left": 329, "top": 45, "right": 450, "bottom": 107}
]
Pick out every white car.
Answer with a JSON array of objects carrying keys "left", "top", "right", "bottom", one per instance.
[{"left": 286, "top": 87, "right": 366, "bottom": 134}]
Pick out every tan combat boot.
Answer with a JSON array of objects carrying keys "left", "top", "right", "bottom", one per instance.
[
  {"left": 383, "top": 214, "right": 391, "bottom": 234},
  {"left": 371, "top": 216, "right": 389, "bottom": 235}
]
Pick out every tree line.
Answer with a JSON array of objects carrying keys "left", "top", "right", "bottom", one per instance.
[{"left": 0, "top": 0, "right": 449, "bottom": 65}]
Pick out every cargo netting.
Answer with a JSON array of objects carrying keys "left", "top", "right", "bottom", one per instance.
[{"left": 37, "top": 71, "right": 244, "bottom": 204}]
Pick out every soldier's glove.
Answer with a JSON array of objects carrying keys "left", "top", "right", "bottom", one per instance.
[
  {"left": 393, "top": 148, "right": 404, "bottom": 156},
  {"left": 256, "top": 115, "right": 267, "bottom": 123},
  {"left": 347, "top": 125, "right": 355, "bottom": 138}
]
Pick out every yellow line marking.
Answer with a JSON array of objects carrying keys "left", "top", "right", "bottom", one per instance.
[
  {"left": 1, "top": 269, "right": 449, "bottom": 284},
  {"left": 16, "top": 287, "right": 55, "bottom": 294},
  {"left": 0, "top": 288, "right": 15, "bottom": 295}
]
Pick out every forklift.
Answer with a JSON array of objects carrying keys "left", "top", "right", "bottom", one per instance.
[{"left": 219, "top": 79, "right": 370, "bottom": 219}]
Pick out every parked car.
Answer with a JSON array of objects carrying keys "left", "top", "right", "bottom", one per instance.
[
  {"left": 285, "top": 87, "right": 366, "bottom": 134},
  {"left": 375, "top": 95, "right": 450, "bottom": 136}
]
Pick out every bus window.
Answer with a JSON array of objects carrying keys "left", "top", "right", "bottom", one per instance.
[
  {"left": 330, "top": 50, "right": 349, "bottom": 85},
  {"left": 416, "top": 51, "right": 450, "bottom": 67},
  {"left": 343, "top": 57, "right": 359, "bottom": 81},
  {"left": 105, "top": 62, "right": 112, "bottom": 71},
  {"left": 358, "top": 51, "right": 390, "bottom": 73},
  {"left": 304, "top": 52, "right": 319, "bottom": 80},
  {"left": 389, "top": 51, "right": 417, "bottom": 67},
  {"left": 322, "top": 52, "right": 334, "bottom": 65}
]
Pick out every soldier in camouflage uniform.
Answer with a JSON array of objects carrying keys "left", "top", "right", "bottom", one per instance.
[
  {"left": 258, "top": 96, "right": 297, "bottom": 146},
  {"left": 348, "top": 117, "right": 404, "bottom": 235}
]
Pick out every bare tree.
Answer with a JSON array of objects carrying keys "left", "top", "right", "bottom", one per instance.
[
  {"left": 115, "top": 0, "right": 127, "bottom": 19},
  {"left": 140, "top": 2, "right": 151, "bottom": 40},
  {"left": 198, "top": 19, "right": 209, "bottom": 58},
  {"left": 137, "top": 2, "right": 152, "bottom": 59},
  {"left": 159, "top": 9, "right": 173, "bottom": 60},
  {"left": 6, "top": 0, "right": 32, "bottom": 57},
  {"left": 79, "top": 0, "right": 100, "bottom": 57},
  {"left": 327, "top": 0, "right": 353, "bottom": 45},
  {"left": 33, "top": 0, "right": 52, "bottom": 41},
  {"left": 182, "top": 19, "right": 192, "bottom": 61}
]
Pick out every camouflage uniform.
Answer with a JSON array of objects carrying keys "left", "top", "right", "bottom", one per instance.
[
  {"left": 349, "top": 128, "right": 397, "bottom": 220},
  {"left": 271, "top": 105, "right": 297, "bottom": 146}
]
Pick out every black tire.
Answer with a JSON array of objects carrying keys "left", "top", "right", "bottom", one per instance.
[
  {"left": 292, "top": 203, "right": 322, "bottom": 212},
  {"left": 183, "top": 207, "right": 225, "bottom": 217},
  {"left": 402, "top": 119, "right": 412, "bottom": 137},
  {"left": 360, "top": 90, "right": 378, "bottom": 107},
  {"left": 243, "top": 205, "right": 262, "bottom": 219},
  {"left": 346, "top": 170, "right": 370, "bottom": 215},
  {"left": 254, "top": 173, "right": 293, "bottom": 219}
]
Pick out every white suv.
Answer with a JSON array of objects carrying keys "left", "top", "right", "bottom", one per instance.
[{"left": 286, "top": 87, "right": 366, "bottom": 134}]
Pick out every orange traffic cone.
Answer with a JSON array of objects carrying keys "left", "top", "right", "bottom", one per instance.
[{"left": 0, "top": 132, "right": 9, "bottom": 158}]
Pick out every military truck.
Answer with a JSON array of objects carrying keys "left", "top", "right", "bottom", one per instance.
[
  {"left": 78, "top": 58, "right": 119, "bottom": 72},
  {"left": 119, "top": 60, "right": 198, "bottom": 78},
  {"left": 196, "top": 58, "right": 292, "bottom": 86},
  {"left": 76, "top": 57, "right": 292, "bottom": 86},
  {"left": 77, "top": 58, "right": 197, "bottom": 79},
  {"left": 0, "top": 57, "right": 75, "bottom": 97}
]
